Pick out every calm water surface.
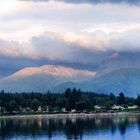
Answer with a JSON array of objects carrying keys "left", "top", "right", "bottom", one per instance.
[{"left": 0, "top": 114, "right": 140, "bottom": 140}]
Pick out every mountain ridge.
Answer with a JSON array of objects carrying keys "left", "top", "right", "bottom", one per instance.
[{"left": 1, "top": 65, "right": 140, "bottom": 96}]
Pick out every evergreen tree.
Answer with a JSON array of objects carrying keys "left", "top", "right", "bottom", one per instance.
[
  {"left": 136, "top": 95, "right": 140, "bottom": 107},
  {"left": 117, "top": 92, "right": 126, "bottom": 105}
]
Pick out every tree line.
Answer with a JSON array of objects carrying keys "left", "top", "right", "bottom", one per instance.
[{"left": 0, "top": 88, "right": 140, "bottom": 113}]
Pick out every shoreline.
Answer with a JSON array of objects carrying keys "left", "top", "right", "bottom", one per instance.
[{"left": 1, "top": 112, "right": 140, "bottom": 119}]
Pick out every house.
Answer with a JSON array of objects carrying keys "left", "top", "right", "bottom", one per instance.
[
  {"left": 62, "top": 108, "right": 66, "bottom": 112},
  {"left": 26, "top": 107, "right": 31, "bottom": 112},
  {"left": 128, "top": 105, "right": 138, "bottom": 109},
  {"left": 37, "top": 106, "right": 42, "bottom": 112},
  {"left": 20, "top": 108, "right": 27, "bottom": 113},
  {"left": 112, "top": 105, "right": 125, "bottom": 110},
  {"left": 94, "top": 105, "right": 101, "bottom": 110},
  {"left": 71, "top": 109, "right": 76, "bottom": 113},
  {"left": 46, "top": 106, "right": 49, "bottom": 112}
]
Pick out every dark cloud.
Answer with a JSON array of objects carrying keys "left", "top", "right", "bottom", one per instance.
[
  {"left": 0, "top": 56, "right": 41, "bottom": 78},
  {"left": 0, "top": 54, "right": 99, "bottom": 78},
  {"left": 0, "top": 32, "right": 107, "bottom": 77},
  {"left": 29, "top": 0, "right": 140, "bottom": 5},
  {"left": 1, "top": 28, "right": 140, "bottom": 77},
  {"left": 59, "top": 0, "right": 140, "bottom": 5},
  {"left": 0, "top": 32, "right": 111, "bottom": 77}
]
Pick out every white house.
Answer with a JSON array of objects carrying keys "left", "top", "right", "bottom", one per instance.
[
  {"left": 37, "top": 106, "right": 42, "bottom": 112},
  {"left": 128, "top": 105, "right": 138, "bottom": 109},
  {"left": 112, "top": 105, "right": 125, "bottom": 110},
  {"left": 94, "top": 105, "right": 101, "bottom": 110},
  {"left": 62, "top": 108, "right": 66, "bottom": 112},
  {"left": 71, "top": 109, "right": 76, "bottom": 113}
]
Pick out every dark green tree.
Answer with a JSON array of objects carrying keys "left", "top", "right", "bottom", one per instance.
[
  {"left": 30, "top": 99, "right": 41, "bottom": 111},
  {"left": 75, "top": 101, "right": 86, "bottom": 111},
  {"left": 117, "top": 92, "right": 126, "bottom": 105},
  {"left": 136, "top": 95, "right": 140, "bottom": 107},
  {"left": 8, "top": 100, "right": 17, "bottom": 112}
]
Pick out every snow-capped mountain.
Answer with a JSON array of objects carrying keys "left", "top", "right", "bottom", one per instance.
[
  {"left": 1, "top": 59, "right": 140, "bottom": 96},
  {"left": 0, "top": 65, "right": 96, "bottom": 92}
]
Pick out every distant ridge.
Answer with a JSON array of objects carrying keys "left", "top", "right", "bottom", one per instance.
[
  {"left": 0, "top": 64, "right": 95, "bottom": 93},
  {"left": 53, "top": 68, "right": 140, "bottom": 97},
  {"left": 0, "top": 65, "right": 140, "bottom": 96}
]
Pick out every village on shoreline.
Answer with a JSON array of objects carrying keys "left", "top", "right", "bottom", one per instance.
[
  {"left": 1, "top": 88, "right": 140, "bottom": 116},
  {"left": 1, "top": 104, "right": 140, "bottom": 117}
]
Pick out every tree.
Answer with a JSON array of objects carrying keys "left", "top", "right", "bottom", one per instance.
[
  {"left": 117, "top": 92, "right": 126, "bottom": 105},
  {"left": 65, "top": 88, "right": 82, "bottom": 110},
  {"left": 8, "top": 100, "right": 17, "bottom": 112},
  {"left": 30, "top": 99, "right": 40, "bottom": 111},
  {"left": 136, "top": 95, "right": 140, "bottom": 107},
  {"left": 110, "top": 93, "right": 116, "bottom": 101},
  {"left": 75, "top": 101, "right": 86, "bottom": 111},
  {"left": 65, "top": 88, "right": 71, "bottom": 98},
  {"left": 56, "top": 97, "right": 66, "bottom": 108}
]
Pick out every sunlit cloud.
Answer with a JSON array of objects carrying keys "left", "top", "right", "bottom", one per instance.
[
  {"left": 0, "top": 0, "right": 140, "bottom": 78},
  {"left": 0, "top": 0, "right": 140, "bottom": 42}
]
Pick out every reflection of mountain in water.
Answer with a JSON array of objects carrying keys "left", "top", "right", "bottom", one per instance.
[{"left": 0, "top": 114, "right": 140, "bottom": 140}]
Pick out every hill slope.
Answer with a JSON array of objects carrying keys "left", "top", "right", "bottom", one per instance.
[
  {"left": 54, "top": 68, "right": 140, "bottom": 96},
  {"left": 0, "top": 65, "right": 140, "bottom": 96},
  {"left": 0, "top": 65, "right": 95, "bottom": 92},
  {"left": 82, "top": 68, "right": 140, "bottom": 96}
]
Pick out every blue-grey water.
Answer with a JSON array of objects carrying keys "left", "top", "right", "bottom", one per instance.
[{"left": 0, "top": 114, "right": 140, "bottom": 140}]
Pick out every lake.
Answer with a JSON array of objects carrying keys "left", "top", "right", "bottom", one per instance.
[{"left": 0, "top": 113, "right": 140, "bottom": 140}]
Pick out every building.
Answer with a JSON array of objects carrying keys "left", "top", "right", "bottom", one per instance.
[
  {"left": 62, "top": 108, "right": 66, "bottom": 112},
  {"left": 71, "top": 109, "right": 76, "bottom": 113},
  {"left": 112, "top": 105, "right": 125, "bottom": 110},
  {"left": 128, "top": 105, "right": 138, "bottom": 109},
  {"left": 37, "top": 106, "right": 42, "bottom": 112},
  {"left": 94, "top": 105, "right": 101, "bottom": 110}
]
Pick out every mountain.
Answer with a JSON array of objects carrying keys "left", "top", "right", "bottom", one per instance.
[
  {"left": 0, "top": 65, "right": 95, "bottom": 92},
  {"left": 53, "top": 68, "right": 140, "bottom": 97},
  {"left": 97, "top": 52, "right": 140, "bottom": 77},
  {"left": 1, "top": 64, "right": 140, "bottom": 96}
]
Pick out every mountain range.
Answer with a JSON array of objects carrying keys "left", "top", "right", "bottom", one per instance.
[
  {"left": 1, "top": 54, "right": 140, "bottom": 96},
  {"left": 0, "top": 65, "right": 95, "bottom": 93}
]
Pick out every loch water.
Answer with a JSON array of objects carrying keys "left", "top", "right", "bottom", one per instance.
[{"left": 0, "top": 114, "right": 140, "bottom": 140}]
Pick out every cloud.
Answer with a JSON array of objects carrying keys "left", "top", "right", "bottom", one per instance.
[
  {"left": 0, "top": 31, "right": 110, "bottom": 77},
  {"left": 0, "top": 29, "right": 140, "bottom": 78},
  {"left": 1, "top": 29, "right": 140, "bottom": 60},
  {"left": 0, "top": 0, "right": 140, "bottom": 78},
  {"left": 0, "top": 0, "right": 140, "bottom": 42},
  {"left": 0, "top": 39, "right": 38, "bottom": 59},
  {"left": 34, "top": 30, "right": 140, "bottom": 53},
  {"left": 26, "top": 0, "right": 140, "bottom": 5},
  {"left": 0, "top": 28, "right": 140, "bottom": 78}
]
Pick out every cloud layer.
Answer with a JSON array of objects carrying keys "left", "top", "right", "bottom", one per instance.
[
  {"left": 30, "top": 0, "right": 140, "bottom": 5},
  {"left": 0, "top": 0, "right": 140, "bottom": 78}
]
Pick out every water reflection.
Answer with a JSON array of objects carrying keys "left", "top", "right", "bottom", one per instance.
[{"left": 0, "top": 114, "right": 140, "bottom": 140}]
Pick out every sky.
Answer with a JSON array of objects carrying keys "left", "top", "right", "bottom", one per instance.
[{"left": 0, "top": 0, "right": 140, "bottom": 77}]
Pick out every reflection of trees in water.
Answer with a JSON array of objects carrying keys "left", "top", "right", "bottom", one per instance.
[
  {"left": 118, "top": 117, "right": 129, "bottom": 135},
  {"left": 110, "top": 118, "right": 117, "bottom": 135},
  {"left": 137, "top": 117, "right": 140, "bottom": 132},
  {"left": 0, "top": 115, "right": 140, "bottom": 139}
]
